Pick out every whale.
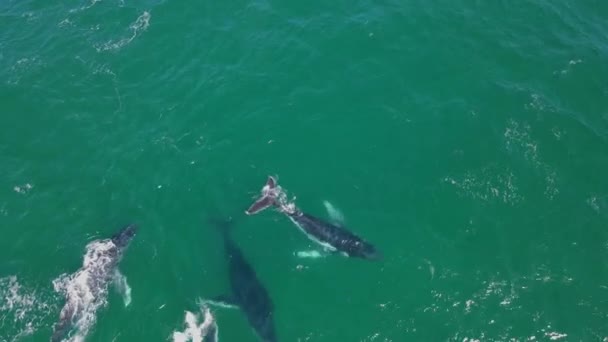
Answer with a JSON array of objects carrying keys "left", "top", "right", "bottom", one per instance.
[
  {"left": 51, "top": 224, "right": 137, "bottom": 342},
  {"left": 246, "top": 176, "right": 379, "bottom": 260},
  {"left": 206, "top": 218, "right": 277, "bottom": 342}
]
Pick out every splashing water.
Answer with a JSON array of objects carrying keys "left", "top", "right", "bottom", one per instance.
[
  {"left": 51, "top": 239, "right": 126, "bottom": 342},
  {"left": 0, "top": 276, "right": 55, "bottom": 340},
  {"left": 172, "top": 305, "right": 218, "bottom": 342}
]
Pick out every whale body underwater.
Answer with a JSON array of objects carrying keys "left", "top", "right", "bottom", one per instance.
[
  {"left": 245, "top": 176, "right": 379, "bottom": 260},
  {"left": 205, "top": 218, "right": 277, "bottom": 342}
]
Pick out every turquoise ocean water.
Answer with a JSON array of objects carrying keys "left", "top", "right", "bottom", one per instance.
[{"left": 2, "top": 0, "right": 608, "bottom": 341}]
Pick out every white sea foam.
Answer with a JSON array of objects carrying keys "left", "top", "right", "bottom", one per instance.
[
  {"left": 545, "top": 331, "right": 567, "bottom": 340},
  {"left": 172, "top": 306, "right": 218, "bottom": 342},
  {"left": 0, "top": 276, "right": 54, "bottom": 340},
  {"left": 96, "top": 11, "right": 151, "bottom": 52},
  {"left": 7, "top": 56, "right": 42, "bottom": 85},
  {"left": 13, "top": 183, "right": 34, "bottom": 194},
  {"left": 52, "top": 239, "right": 124, "bottom": 342},
  {"left": 504, "top": 119, "right": 559, "bottom": 200},
  {"left": 443, "top": 164, "right": 522, "bottom": 205},
  {"left": 69, "top": 0, "right": 102, "bottom": 13}
]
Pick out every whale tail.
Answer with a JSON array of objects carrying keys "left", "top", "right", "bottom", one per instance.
[{"left": 245, "top": 176, "right": 279, "bottom": 215}]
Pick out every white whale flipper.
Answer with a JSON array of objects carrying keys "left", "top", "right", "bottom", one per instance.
[
  {"left": 295, "top": 250, "right": 328, "bottom": 259},
  {"left": 112, "top": 270, "right": 132, "bottom": 307},
  {"left": 198, "top": 296, "right": 238, "bottom": 310},
  {"left": 323, "top": 200, "right": 345, "bottom": 226}
]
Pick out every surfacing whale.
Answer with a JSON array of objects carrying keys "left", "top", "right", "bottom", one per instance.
[
  {"left": 51, "top": 224, "right": 137, "bottom": 342},
  {"left": 245, "top": 176, "right": 379, "bottom": 260}
]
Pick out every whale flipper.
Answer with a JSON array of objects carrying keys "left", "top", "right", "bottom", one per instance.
[
  {"left": 203, "top": 295, "right": 239, "bottom": 309},
  {"left": 323, "top": 200, "right": 345, "bottom": 227},
  {"left": 112, "top": 269, "right": 132, "bottom": 307},
  {"left": 295, "top": 250, "right": 327, "bottom": 259}
]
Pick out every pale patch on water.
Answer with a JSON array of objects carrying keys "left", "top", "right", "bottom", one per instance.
[
  {"left": 533, "top": 263, "right": 567, "bottom": 284},
  {"left": 0, "top": 276, "right": 55, "bottom": 340},
  {"left": 58, "top": 18, "right": 73, "bottom": 27},
  {"left": 551, "top": 126, "right": 564, "bottom": 140},
  {"left": 69, "top": 0, "right": 102, "bottom": 13},
  {"left": 544, "top": 169, "right": 559, "bottom": 200},
  {"left": 480, "top": 280, "right": 519, "bottom": 307},
  {"left": 525, "top": 94, "right": 557, "bottom": 113},
  {"left": 464, "top": 299, "right": 475, "bottom": 313},
  {"left": 96, "top": 11, "right": 151, "bottom": 52},
  {"left": 587, "top": 196, "right": 601, "bottom": 213},
  {"left": 92, "top": 63, "right": 117, "bottom": 77},
  {"left": 361, "top": 332, "right": 393, "bottom": 342},
  {"left": 443, "top": 164, "right": 522, "bottom": 205},
  {"left": 439, "top": 270, "right": 579, "bottom": 340},
  {"left": 21, "top": 11, "right": 39, "bottom": 22},
  {"left": 554, "top": 59, "right": 582, "bottom": 76},
  {"left": 13, "top": 183, "right": 33, "bottom": 195},
  {"left": 504, "top": 119, "right": 559, "bottom": 200},
  {"left": 505, "top": 120, "right": 539, "bottom": 164},
  {"left": 295, "top": 250, "right": 325, "bottom": 259},
  {"left": 172, "top": 305, "right": 218, "bottom": 342},
  {"left": 7, "top": 57, "right": 43, "bottom": 85},
  {"left": 52, "top": 239, "right": 122, "bottom": 342},
  {"left": 423, "top": 259, "right": 435, "bottom": 280},
  {"left": 434, "top": 278, "right": 521, "bottom": 317},
  {"left": 544, "top": 331, "right": 567, "bottom": 340},
  {"left": 198, "top": 298, "right": 237, "bottom": 310}
]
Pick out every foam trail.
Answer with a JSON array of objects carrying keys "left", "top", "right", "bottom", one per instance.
[
  {"left": 96, "top": 11, "right": 150, "bottom": 52},
  {"left": 322, "top": 200, "right": 344, "bottom": 225},
  {"left": 112, "top": 270, "right": 132, "bottom": 307},
  {"left": 172, "top": 306, "right": 218, "bottom": 342},
  {"left": 69, "top": 0, "right": 101, "bottom": 13}
]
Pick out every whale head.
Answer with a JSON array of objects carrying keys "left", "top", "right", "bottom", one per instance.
[{"left": 111, "top": 224, "right": 137, "bottom": 249}]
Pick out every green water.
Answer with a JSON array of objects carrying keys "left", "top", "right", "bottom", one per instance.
[{"left": 2, "top": 0, "right": 608, "bottom": 341}]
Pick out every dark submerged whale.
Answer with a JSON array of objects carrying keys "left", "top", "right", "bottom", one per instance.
[
  {"left": 207, "top": 218, "right": 277, "bottom": 342},
  {"left": 51, "top": 224, "right": 137, "bottom": 342},
  {"left": 246, "top": 176, "right": 379, "bottom": 260}
]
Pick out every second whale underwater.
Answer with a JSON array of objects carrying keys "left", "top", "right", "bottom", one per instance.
[{"left": 205, "top": 218, "right": 277, "bottom": 342}]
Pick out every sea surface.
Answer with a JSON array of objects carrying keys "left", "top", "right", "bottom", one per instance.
[{"left": 2, "top": 0, "right": 608, "bottom": 341}]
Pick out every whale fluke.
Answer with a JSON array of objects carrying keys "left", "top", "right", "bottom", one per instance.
[{"left": 245, "top": 176, "right": 278, "bottom": 215}]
